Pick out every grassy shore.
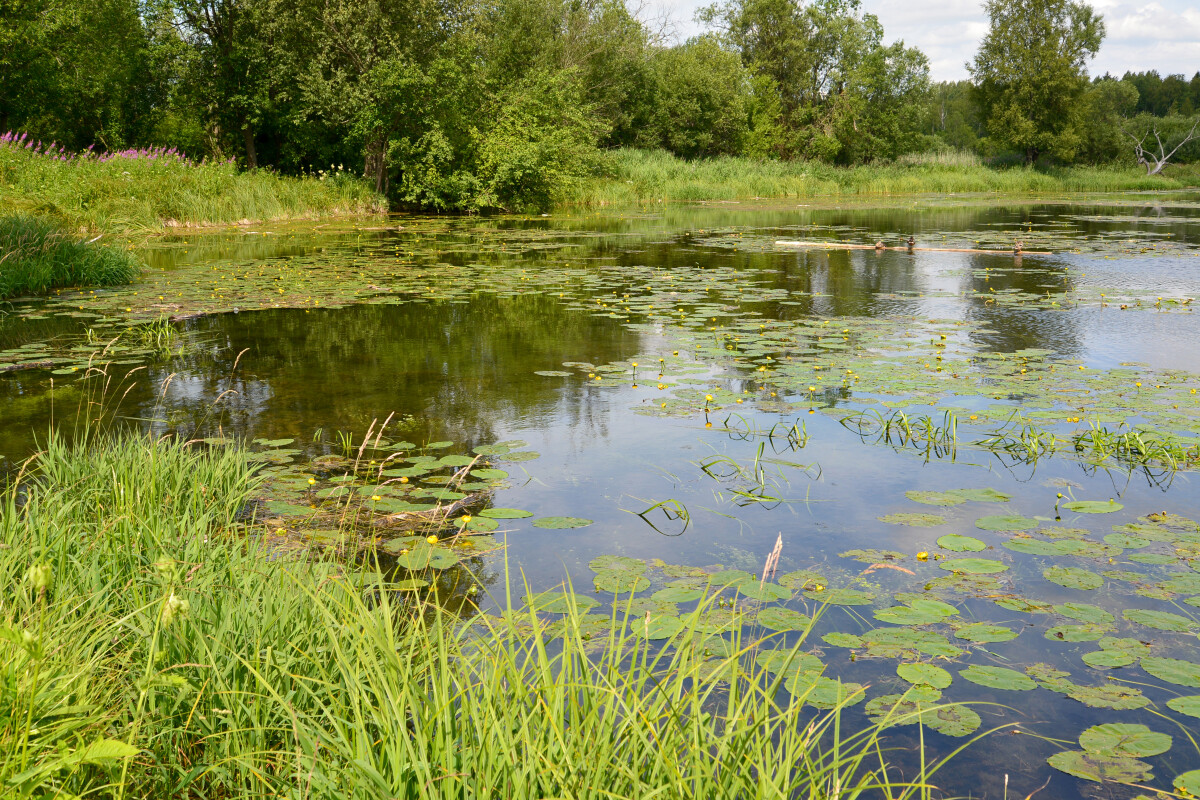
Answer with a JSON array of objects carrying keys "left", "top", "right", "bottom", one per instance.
[
  {"left": 0, "top": 433, "right": 949, "bottom": 799},
  {"left": 0, "top": 214, "right": 141, "bottom": 298},
  {"left": 579, "top": 148, "right": 1200, "bottom": 205},
  {"left": 0, "top": 135, "right": 385, "bottom": 233}
]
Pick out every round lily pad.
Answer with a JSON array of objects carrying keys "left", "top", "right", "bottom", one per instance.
[
  {"left": 937, "top": 534, "right": 986, "bottom": 552},
  {"left": 1047, "top": 751, "right": 1153, "bottom": 783},
  {"left": 922, "top": 704, "right": 981, "bottom": 736},
  {"left": 651, "top": 586, "right": 703, "bottom": 603},
  {"left": 1062, "top": 500, "right": 1124, "bottom": 514},
  {"left": 754, "top": 650, "right": 823, "bottom": 676},
  {"left": 479, "top": 507, "right": 533, "bottom": 519},
  {"left": 1079, "top": 723, "right": 1171, "bottom": 757},
  {"left": 594, "top": 571, "right": 650, "bottom": 593},
  {"left": 635, "top": 616, "right": 684, "bottom": 640},
  {"left": 939, "top": 558, "right": 1009, "bottom": 574},
  {"left": 1176, "top": 771, "right": 1200, "bottom": 796},
  {"left": 879, "top": 512, "right": 946, "bottom": 527},
  {"left": 805, "top": 588, "right": 874, "bottom": 605},
  {"left": 739, "top": 581, "right": 791, "bottom": 602},
  {"left": 1082, "top": 650, "right": 1136, "bottom": 669},
  {"left": 954, "top": 623, "right": 1018, "bottom": 643},
  {"left": 975, "top": 515, "right": 1038, "bottom": 531},
  {"left": 959, "top": 665, "right": 1036, "bottom": 691},
  {"left": 949, "top": 488, "right": 1012, "bottom": 503},
  {"left": 1046, "top": 624, "right": 1108, "bottom": 642},
  {"left": 471, "top": 468, "right": 509, "bottom": 480},
  {"left": 757, "top": 607, "right": 812, "bottom": 631},
  {"left": 906, "top": 491, "right": 964, "bottom": 507},
  {"left": 588, "top": 555, "right": 645, "bottom": 573},
  {"left": 534, "top": 370, "right": 572, "bottom": 376},
  {"left": 1166, "top": 695, "right": 1200, "bottom": 717},
  {"left": 1045, "top": 567, "right": 1104, "bottom": 590},
  {"left": 532, "top": 516, "right": 593, "bottom": 529},
  {"left": 523, "top": 590, "right": 601, "bottom": 614},
  {"left": 897, "top": 663, "right": 952, "bottom": 689},
  {"left": 1055, "top": 603, "right": 1115, "bottom": 625},
  {"left": 1123, "top": 608, "right": 1195, "bottom": 632},
  {"left": 1141, "top": 656, "right": 1200, "bottom": 687}
]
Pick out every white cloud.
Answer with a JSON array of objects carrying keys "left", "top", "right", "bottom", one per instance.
[{"left": 642, "top": 0, "right": 1200, "bottom": 81}]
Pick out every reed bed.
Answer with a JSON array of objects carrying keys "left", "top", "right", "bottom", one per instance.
[
  {"left": 0, "top": 214, "right": 141, "bottom": 298},
  {"left": 0, "top": 134, "right": 385, "bottom": 233},
  {"left": 0, "top": 433, "right": 954, "bottom": 799},
  {"left": 579, "top": 148, "right": 1199, "bottom": 206}
]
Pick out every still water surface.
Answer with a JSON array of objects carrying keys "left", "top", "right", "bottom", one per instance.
[{"left": 4, "top": 195, "right": 1200, "bottom": 796}]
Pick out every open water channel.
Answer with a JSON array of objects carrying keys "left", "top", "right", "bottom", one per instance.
[{"left": 4, "top": 194, "right": 1200, "bottom": 797}]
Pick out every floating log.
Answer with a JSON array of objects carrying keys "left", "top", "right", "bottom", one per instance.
[{"left": 774, "top": 240, "right": 1051, "bottom": 255}]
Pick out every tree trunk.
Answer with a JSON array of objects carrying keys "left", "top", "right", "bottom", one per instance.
[
  {"left": 364, "top": 132, "right": 388, "bottom": 195},
  {"left": 1025, "top": 147, "right": 1037, "bottom": 166},
  {"left": 242, "top": 125, "right": 258, "bottom": 169}
]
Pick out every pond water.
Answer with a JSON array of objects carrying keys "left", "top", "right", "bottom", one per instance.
[{"left": 4, "top": 193, "right": 1200, "bottom": 797}]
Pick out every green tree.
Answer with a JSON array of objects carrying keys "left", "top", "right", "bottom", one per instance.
[
  {"left": 699, "top": 0, "right": 928, "bottom": 162},
  {"left": 968, "top": 0, "right": 1105, "bottom": 164},
  {"left": 648, "top": 36, "right": 750, "bottom": 158},
  {"left": 1077, "top": 77, "right": 1138, "bottom": 162}
]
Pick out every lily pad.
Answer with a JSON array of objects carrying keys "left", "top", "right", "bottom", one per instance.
[
  {"left": 939, "top": 558, "right": 1009, "bottom": 574},
  {"left": 948, "top": 488, "right": 1012, "bottom": 503},
  {"left": 1141, "top": 656, "right": 1200, "bottom": 687},
  {"left": 1045, "top": 567, "right": 1104, "bottom": 590},
  {"left": 1067, "top": 683, "right": 1149, "bottom": 709},
  {"left": 757, "top": 607, "right": 812, "bottom": 631},
  {"left": 1078, "top": 723, "right": 1171, "bottom": 757},
  {"left": 1055, "top": 603, "right": 1116, "bottom": 625},
  {"left": 879, "top": 512, "right": 946, "bottom": 527},
  {"left": 593, "top": 570, "right": 650, "bottom": 593},
  {"left": 1046, "top": 624, "right": 1109, "bottom": 642},
  {"left": 954, "top": 623, "right": 1018, "bottom": 643},
  {"left": 635, "top": 616, "right": 685, "bottom": 640},
  {"left": 534, "top": 370, "right": 573, "bottom": 376},
  {"left": 975, "top": 515, "right": 1038, "bottom": 531},
  {"left": 479, "top": 507, "right": 533, "bottom": 519},
  {"left": 1166, "top": 695, "right": 1200, "bottom": 717},
  {"left": 959, "top": 665, "right": 1036, "bottom": 691},
  {"left": 805, "top": 588, "right": 874, "bottom": 605},
  {"left": 651, "top": 586, "right": 704, "bottom": 603},
  {"left": 1082, "top": 650, "right": 1136, "bottom": 668},
  {"left": 1062, "top": 500, "right": 1124, "bottom": 514},
  {"left": 1047, "top": 751, "right": 1153, "bottom": 783},
  {"left": 532, "top": 516, "right": 593, "bottom": 529},
  {"left": 588, "top": 555, "right": 645, "bottom": 573},
  {"left": 897, "top": 662, "right": 952, "bottom": 689},
  {"left": 523, "top": 590, "right": 601, "bottom": 614},
  {"left": 937, "top": 534, "right": 986, "bottom": 552},
  {"left": 1123, "top": 608, "right": 1196, "bottom": 632},
  {"left": 922, "top": 704, "right": 981, "bottom": 736},
  {"left": 738, "top": 581, "right": 791, "bottom": 602},
  {"left": 471, "top": 468, "right": 509, "bottom": 480},
  {"left": 1176, "top": 772, "right": 1200, "bottom": 796},
  {"left": 906, "top": 491, "right": 965, "bottom": 507}
]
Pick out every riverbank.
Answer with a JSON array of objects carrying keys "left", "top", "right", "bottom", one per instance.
[
  {"left": 0, "top": 214, "right": 141, "bottom": 298},
  {"left": 0, "top": 135, "right": 385, "bottom": 234},
  {"left": 0, "top": 433, "right": 932, "bottom": 799},
  {"left": 578, "top": 148, "right": 1200, "bottom": 206}
]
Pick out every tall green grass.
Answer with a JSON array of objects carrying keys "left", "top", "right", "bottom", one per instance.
[
  {"left": 0, "top": 214, "right": 141, "bottom": 298},
  {"left": 1, "top": 433, "right": 957, "bottom": 798},
  {"left": 0, "top": 140, "right": 385, "bottom": 233},
  {"left": 577, "top": 148, "right": 1200, "bottom": 206}
]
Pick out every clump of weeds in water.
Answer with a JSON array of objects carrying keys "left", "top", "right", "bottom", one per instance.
[
  {"left": 1072, "top": 423, "right": 1200, "bottom": 471},
  {"left": 0, "top": 430, "right": 968, "bottom": 799},
  {"left": 125, "top": 315, "right": 184, "bottom": 358},
  {"left": 840, "top": 409, "right": 959, "bottom": 461}
]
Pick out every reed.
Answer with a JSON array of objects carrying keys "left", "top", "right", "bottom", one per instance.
[
  {"left": 0, "top": 214, "right": 141, "bottom": 298},
  {"left": 577, "top": 148, "right": 1199, "bottom": 206},
  {"left": 0, "top": 133, "right": 385, "bottom": 233}
]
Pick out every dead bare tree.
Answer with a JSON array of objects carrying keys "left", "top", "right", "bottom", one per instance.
[{"left": 1123, "top": 119, "right": 1199, "bottom": 176}]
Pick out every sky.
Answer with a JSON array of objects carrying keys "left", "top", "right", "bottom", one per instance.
[{"left": 645, "top": 0, "right": 1200, "bottom": 82}]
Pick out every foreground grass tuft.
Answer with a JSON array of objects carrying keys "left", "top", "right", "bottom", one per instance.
[
  {"left": 0, "top": 214, "right": 141, "bottom": 298},
  {"left": 1, "top": 433, "right": 952, "bottom": 799},
  {"left": 580, "top": 148, "right": 1200, "bottom": 205}
]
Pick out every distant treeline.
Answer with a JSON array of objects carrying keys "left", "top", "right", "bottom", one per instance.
[{"left": 1, "top": 0, "right": 1195, "bottom": 210}]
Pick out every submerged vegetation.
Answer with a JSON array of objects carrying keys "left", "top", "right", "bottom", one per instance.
[{"left": 0, "top": 214, "right": 140, "bottom": 298}]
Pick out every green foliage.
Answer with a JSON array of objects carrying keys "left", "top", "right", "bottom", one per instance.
[
  {"left": 645, "top": 36, "right": 750, "bottom": 158},
  {"left": 0, "top": 433, "right": 946, "bottom": 798},
  {"left": 969, "top": 0, "right": 1105, "bottom": 164},
  {"left": 0, "top": 214, "right": 140, "bottom": 298},
  {"left": 1077, "top": 78, "right": 1140, "bottom": 162},
  {"left": 701, "top": 0, "right": 929, "bottom": 162},
  {"left": 0, "top": 139, "right": 383, "bottom": 231}
]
